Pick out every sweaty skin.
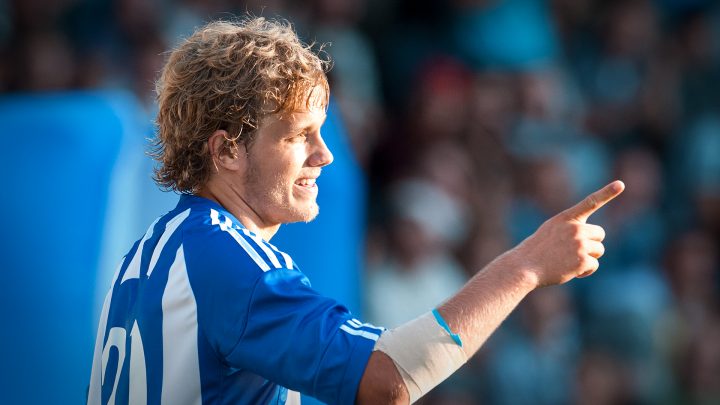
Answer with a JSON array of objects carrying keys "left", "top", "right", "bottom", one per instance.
[{"left": 356, "top": 181, "right": 625, "bottom": 404}]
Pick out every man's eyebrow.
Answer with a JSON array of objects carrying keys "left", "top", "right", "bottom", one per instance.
[{"left": 290, "top": 114, "right": 327, "bottom": 131}]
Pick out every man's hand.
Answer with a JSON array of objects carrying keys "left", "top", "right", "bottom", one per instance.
[{"left": 512, "top": 180, "right": 625, "bottom": 287}]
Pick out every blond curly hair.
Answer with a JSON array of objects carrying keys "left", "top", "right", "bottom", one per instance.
[{"left": 152, "top": 17, "right": 330, "bottom": 194}]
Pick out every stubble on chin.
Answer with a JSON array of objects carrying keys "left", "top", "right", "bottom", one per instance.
[
  {"left": 301, "top": 203, "right": 319, "bottom": 223},
  {"left": 244, "top": 163, "right": 320, "bottom": 224}
]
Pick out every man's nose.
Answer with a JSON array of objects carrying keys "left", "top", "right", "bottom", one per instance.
[{"left": 309, "top": 135, "right": 334, "bottom": 167}]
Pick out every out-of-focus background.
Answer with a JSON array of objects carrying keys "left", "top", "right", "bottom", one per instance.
[{"left": 1, "top": 0, "right": 719, "bottom": 404}]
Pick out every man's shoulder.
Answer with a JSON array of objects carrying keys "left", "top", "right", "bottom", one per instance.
[{"left": 180, "top": 204, "right": 296, "bottom": 275}]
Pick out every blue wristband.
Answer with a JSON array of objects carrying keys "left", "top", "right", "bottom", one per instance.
[{"left": 431, "top": 308, "right": 463, "bottom": 347}]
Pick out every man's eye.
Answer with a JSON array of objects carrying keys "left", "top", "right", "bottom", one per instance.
[{"left": 289, "top": 133, "right": 307, "bottom": 142}]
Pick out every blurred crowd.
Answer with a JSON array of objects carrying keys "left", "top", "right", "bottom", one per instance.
[{"left": 2, "top": 0, "right": 719, "bottom": 404}]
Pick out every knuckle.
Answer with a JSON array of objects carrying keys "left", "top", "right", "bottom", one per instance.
[
  {"left": 566, "top": 222, "right": 582, "bottom": 237},
  {"left": 573, "top": 238, "right": 584, "bottom": 250},
  {"left": 585, "top": 224, "right": 606, "bottom": 240},
  {"left": 580, "top": 256, "right": 598, "bottom": 270}
]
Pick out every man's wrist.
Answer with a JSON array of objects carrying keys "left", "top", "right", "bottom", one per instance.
[{"left": 490, "top": 249, "right": 540, "bottom": 292}]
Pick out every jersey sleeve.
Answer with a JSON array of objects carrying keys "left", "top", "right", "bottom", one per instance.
[
  {"left": 183, "top": 219, "right": 382, "bottom": 405},
  {"left": 227, "top": 267, "right": 381, "bottom": 405}
]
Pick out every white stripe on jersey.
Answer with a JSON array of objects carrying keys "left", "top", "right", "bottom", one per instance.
[
  {"left": 240, "top": 228, "right": 282, "bottom": 269},
  {"left": 121, "top": 217, "right": 160, "bottom": 284},
  {"left": 266, "top": 241, "right": 293, "bottom": 269},
  {"left": 286, "top": 390, "right": 301, "bottom": 405},
  {"left": 348, "top": 318, "right": 386, "bottom": 333},
  {"left": 161, "top": 245, "right": 202, "bottom": 405},
  {"left": 88, "top": 260, "right": 126, "bottom": 405},
  {"left": 339, "top": 324, "right": 380, "bottom": 341},
  {"left": 147, "top": 209, "right": 191, "bottom": 277},
  {"left": 210, "top": 209, "right": 271, "bottom": 272},
  {"left": 129, "top": 321, "right": 147, "bottom": 405}
]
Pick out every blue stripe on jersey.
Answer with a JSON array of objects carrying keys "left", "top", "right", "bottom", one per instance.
[
  {"left": 209, "top": 208, "right": 297, "bottom": 271},
  {"left": 239, "top": 228, "right": 284, "bottom": 269},
  {"left": 265, "top": 241, "right": 294, "bottom": 269},
  {"left": 211, "top": 208, "right": 299, "bottom": 272},
  {"left": 147, "top": 209, "right": 191, "bottom": 277},
  {"left": 99, "top": 208, "right": 189, "bottom": 405},
  {"left": 139, "top": 213, "right": 190, "bottom": 405},
  {"left": 209, "top": 209, "right": 272, "bottom": 271},
  {"left": 120, "top": 217, "right": 160, "bottom": 284}
]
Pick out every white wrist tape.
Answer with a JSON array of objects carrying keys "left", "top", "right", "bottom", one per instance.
[{"left": 373, "top": 311, "right": 468, "bottom": 403}]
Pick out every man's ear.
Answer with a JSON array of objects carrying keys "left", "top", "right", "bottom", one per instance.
[{"left": 208, "top": 130, "right": 246, "bottom": 172}]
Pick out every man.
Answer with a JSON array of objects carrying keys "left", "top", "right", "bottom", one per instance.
[{"left": 88, "top": 17, "right": 624, "bottom": 405}]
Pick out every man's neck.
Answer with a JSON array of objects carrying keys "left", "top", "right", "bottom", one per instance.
[{"left": 196, "top": 181, "right": 280, "bottom": 241}]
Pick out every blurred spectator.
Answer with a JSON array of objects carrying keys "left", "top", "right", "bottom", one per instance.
[
  {"left": 575, "top": 349, "right": 637, "bottom": 405},
  {"left": 662, "top": 229, "right": 720, "bottom": 403},
  {"left": 484, "top": 287, "right": 581, "bottom": 405},
  {"left": 509, "top": 156, "right": 576, "bottom": 244},
  {"left": 14, "top": 31, "right": 78, "bottom": 90},
  {"left": 682, "top": 320, "right": 720, "bottom": 404},
  {"left": 451, "top": 0, "right": 559, "bottom": 70},
  {"left": 575, "top": 147, "right": 674, "bottom": 404},
  {"left": 603, "top": 146, "right": 667, "bottom": 270},
  {"left": 366, "top": 178, "right": 468, "bottom": 328},
  {"left": 681, "top": 116, "right": 720, "bottom": 233},
  {"left": 311, "top": 0, "right": 384, "bottom": 164},
  {"left": 664, "top": 229, "right": 719, "bottom": 336}
]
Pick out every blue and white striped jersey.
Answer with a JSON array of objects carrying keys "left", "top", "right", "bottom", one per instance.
[{"left": 88, "top": 194, "right": 384, "bottom": 405}]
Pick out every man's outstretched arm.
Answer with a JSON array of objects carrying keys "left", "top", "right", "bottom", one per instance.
[{"left": 356, "top": 180, "right": 625, "bottom": 404}]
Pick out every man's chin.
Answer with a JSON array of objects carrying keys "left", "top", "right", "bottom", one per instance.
[
  {"left": 282, "top": 204, "right": 319, "bottom": 224},
  {"left": 301, "top": 214, "right": 319, "bottom": 223},
  {"left": 300, "top": 205, "right": 320, "bottom": 223}
]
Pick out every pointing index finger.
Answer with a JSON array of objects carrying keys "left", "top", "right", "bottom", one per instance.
[{"left": 563, "top": 180, "right": 625, "bottom": 223}]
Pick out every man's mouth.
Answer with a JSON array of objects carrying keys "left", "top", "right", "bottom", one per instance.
[{"left": 294, "top": 178, "right": 317, "bottom": 187}]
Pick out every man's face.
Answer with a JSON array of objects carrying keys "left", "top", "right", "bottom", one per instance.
[{"left": 239, "top": 99, "right": 333, "bottom": 226}]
